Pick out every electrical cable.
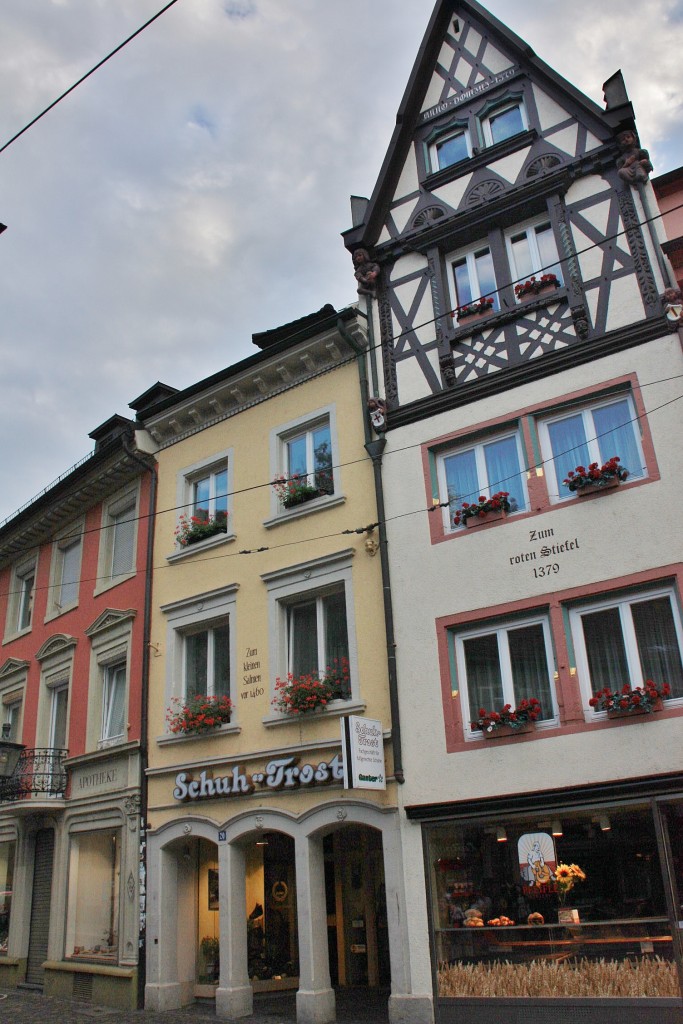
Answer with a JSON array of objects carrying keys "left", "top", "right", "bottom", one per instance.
[{"left": 0, "top": 0, "right": 181, "bottom": 156}]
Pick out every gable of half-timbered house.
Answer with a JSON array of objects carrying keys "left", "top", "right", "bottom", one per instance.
[{"left": 344, "top": 0, "right": 669, "bottom": 421}]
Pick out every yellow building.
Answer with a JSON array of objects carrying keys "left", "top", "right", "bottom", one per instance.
[{"left": 138, "top": 305, "right": 413, "bottom": 1022}]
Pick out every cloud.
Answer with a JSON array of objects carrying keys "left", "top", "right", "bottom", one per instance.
[{"left": 0, "top": 0, "right": 681, "bottom": 523}]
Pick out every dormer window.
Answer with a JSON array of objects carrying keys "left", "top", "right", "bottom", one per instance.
[
  {"left": 480, "top": 98, "right": 527, "bottom": 147},
  {"left": 430, "top": 127, "right": 471, "bottom": 173}
]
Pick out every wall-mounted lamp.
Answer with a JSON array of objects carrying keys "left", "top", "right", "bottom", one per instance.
[
  {"left": 496, "top": 826, "right": 507, "bottom": 843},
  {"left": 598, "top": 815, "right": 611, "bottom": 831},
  {"left": 551, "top": 819, "right": 563, "bottom": 837}
]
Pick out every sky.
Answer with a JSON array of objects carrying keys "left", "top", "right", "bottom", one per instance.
[{"left": 1, "top": 0, "right": 682, "bottom": 523}]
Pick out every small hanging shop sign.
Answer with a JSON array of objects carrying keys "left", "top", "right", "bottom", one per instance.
[{"left": 341, "top": 716, "right": 386, "bottom": 791}]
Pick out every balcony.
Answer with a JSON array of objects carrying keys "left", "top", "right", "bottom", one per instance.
[{"left": 0, "top": 747, "right": 68, "bottom": 802}]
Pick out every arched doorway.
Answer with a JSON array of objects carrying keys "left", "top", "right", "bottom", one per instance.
[
  {"left": 245, "top": 831, "right": 299, "bottom": 991},
  {"left": 324, "top": 825, "right": 389, "bottom": 990}
]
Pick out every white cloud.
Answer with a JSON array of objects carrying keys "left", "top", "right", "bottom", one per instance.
[{"left": 0, "top": 0, "right": 681, "bottom": 522}]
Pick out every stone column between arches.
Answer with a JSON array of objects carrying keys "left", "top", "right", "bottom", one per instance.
[
  {"left": 295, "top": 832, "right": 335, "bottom": 1024},
  {"left": 216, "top": 839, "right": 252, "bottom": 1018}
]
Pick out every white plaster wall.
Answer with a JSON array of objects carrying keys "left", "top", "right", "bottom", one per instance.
[{"left": 381, "top": 333, "right": 683, "bottom": 814}]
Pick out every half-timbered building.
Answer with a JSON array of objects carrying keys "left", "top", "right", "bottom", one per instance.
[{"left": 345, "top": 3, "right": 683, "bottom": 1023}]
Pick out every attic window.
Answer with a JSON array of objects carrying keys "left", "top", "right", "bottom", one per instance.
[
  {"left": 430, "top": 128, "right": 471, "bottom": 172},
  {"left": 481, "top": 100, "right": 527, "bottom": 147}
]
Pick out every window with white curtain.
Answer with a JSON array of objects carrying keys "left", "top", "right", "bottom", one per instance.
[
  {"left": 286, "top": 587, "right": 349, "bottom": 693},
  {"left": 570, "top": 589, "right": 683, "bottom": 711},
  {"left": 48, "top": 527, "right": 83, "bottom": 615},
  {"left": 101, "top": 663, "right": 127, "bottom": 743},
  {"left": 538, "top": 394, "right": 645, "bottom": 501},
  {"left": 449, "top": 244, "right": 499, "bottom": 312},
  {"left": 184, "top": 622, "right": 230, "bottom": 700},
  {"left": 453, "top": 616, "right": 557, "bottom": 736},
  {"left": 437, "top": 431, "right": 528, "bottom": 531},
  {"left": 506, "top": 221, "right": 563, "bottom": 294}
]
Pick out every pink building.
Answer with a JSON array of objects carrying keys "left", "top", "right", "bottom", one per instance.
[
  {"left": 0, "top": 414, "right": 156, "bottom": 1009},
  {"left": 653, "top": 166, "right": 683, "bottom": 291}
]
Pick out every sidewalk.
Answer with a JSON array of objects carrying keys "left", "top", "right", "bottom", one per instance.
[{"left": 0, "top": 987, "right": 389, "bottom": 1024}]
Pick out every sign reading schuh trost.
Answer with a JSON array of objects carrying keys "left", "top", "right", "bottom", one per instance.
[{"left": 341, "top": 716, "right": 386, "bottom": 791}]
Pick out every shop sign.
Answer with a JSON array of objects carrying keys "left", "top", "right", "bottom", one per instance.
[
  {"left": 172, "top": 753, "right": 344, "bottom": 803},
  {"left": 73, "top": 764, "right": 120, "bottom": 795},
  {"left": 518, "top": 831, "right": 558, "bottom": 897},
  {"left": 341, "top": 716, "right": 386, "bottom": 791}
]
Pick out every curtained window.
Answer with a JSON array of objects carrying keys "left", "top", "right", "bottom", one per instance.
[
  {"left": 439, "top": 431, "right": 527, "bottom": 530},
  {"left": 573, "top": 590, "right": 683, "bottom": 705},
  {"left": 287, "top": 588, "right": 349, "bottom": 696},
  {"left": 454, "top": 617, "right": 557, "bottom": 734}
]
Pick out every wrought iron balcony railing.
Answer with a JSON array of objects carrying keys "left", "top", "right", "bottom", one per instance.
[{"left": 0, "top": 748, "right": 68, "bottom": 801}]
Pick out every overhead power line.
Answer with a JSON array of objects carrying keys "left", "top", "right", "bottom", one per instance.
[{"left": 0, "top": 0, "right": 181, "bottom": 156}]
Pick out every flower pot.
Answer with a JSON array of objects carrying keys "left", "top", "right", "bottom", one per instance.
[
  {"left": 481, "top": 721, "right": 535, "bottom": 740},
  {"left": 464, "top": 510, "right": 507, "bottom": 528},
  {"left": 607, "top": 697, "right": 663, "bottom": 719},
  {"left": 518, "top": 283, "right": 558, "bottom": 304},
  {"left": 283, "top": 489, "right": 321, "bottom": 509},
  {"left": 574, "top": 476, "right": 621, "bottom": 496},
  {"left": 456, "top": 310, "right": 493, "bottom": 329}
]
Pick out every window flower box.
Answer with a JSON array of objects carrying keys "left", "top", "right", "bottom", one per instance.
[
  {"left": 453, "top": 492, "right": 512, "bottom": 528},
  {"left": 166, "top": 694, "right": 233, "bottom": 735},
  {"left": 472, "top": 698, "right": 542, "bottom": 737},
  {"left": 589, "top": 680, "right": 670, "bottom": 717},
  {"left": 272, "top": 474, "right": 329, "bottom": 509},
  {"left": 563, "top": 456, "right": 629, "bottom": 496},
  {"left": 454, "top": 297, "right": 494, "bottom": 327},
  {"left": 175, "top": 511, "right": 228, "bottom": 547},
  {"left": 272, "top": 658, "right": 349, "bottom": 715},
  {"left": 515, "top": 274, "right": 560, "bottom": 302}
]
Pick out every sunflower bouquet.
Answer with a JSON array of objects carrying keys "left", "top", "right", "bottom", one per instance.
[{"left": 554, "top": 862, "right": 586, "bottom": 905}]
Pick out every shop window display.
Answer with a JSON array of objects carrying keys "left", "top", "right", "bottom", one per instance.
[
  {"left": 65, "top": 830, "right": 120, "bottom": 961},
  {"left": 427, "top": 806, "right": 682, "bottom": 999},
  {"left": 0, "top": 842, "right": 15, "bottom": 954},
  {"left": 246, "top": 833, "right": 299, "bottom": 988}
]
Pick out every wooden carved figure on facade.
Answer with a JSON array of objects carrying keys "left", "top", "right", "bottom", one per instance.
[
  {"left": 353, "top": 247, "right": 381, "bottom": 296},
  {"left": 616, "top": 129, "right": 653, "bottom": 185},
  {"left": 662, "top": 287, "right": 683, "bottom": 326}
]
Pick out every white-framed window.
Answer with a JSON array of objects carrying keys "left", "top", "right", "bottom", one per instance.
[
  {"left": 437, "top": 430, "right": 528, "bottom": 531},
  {"left": 47, "top": 524, "right": 83, "bottom": 617},
  {"left": 84, "top": 609, "right": 134, "bottom": 751},
  {"left": 538, "top": 393, "right": 645, "bottom": 501},
  {"left": 268, "top": 407, "right": 340, "bottom": 521},
  {"left": 481, "top": 100, "right": 527, "bottom": 147},
  {"left": 506, "top": 220, "right": 562, "bottom": 295},
  {"left": 35, "top": 634, "right": 76, "bottom": 750},
  {"left": 3, "top": 697, "right": 22, "bottom": 742},
  {"left": 453, "top": 615, "right": 558, "bottom": 738},
  {"left": 161, "top": 585, "right": 238, "bottom": 729},
  {"left": 173, "top": 450, "right": 233, "bottom": 554},
  {"left": 4, "top": 556, "right": 37, "bottom": 639},
  {"left": 448, "top": 243, "right": 499, "bottom": 312},
  {"left": 570, "top": 588, "right": 683, "bottom": 713},
  {"left": 286, "top": 588, "right": 349, "bottom": 690},
  {"left": 429, "top": 126, "right": 471, "bottom": 173},
  {"left": 183, "top": 622, "right": 230, "bottom": 700},
  {"left": 262, "top": 550, "right": 359, "bottom": 715},
  {"left": 49, "top": 682, "right": 69, "bottom": 750},
  {"left": 101, "top": 662, "right": 127, "bottom": 744},
  {"left": 96, "top": 486, "right": 138, "bottom": 593}
]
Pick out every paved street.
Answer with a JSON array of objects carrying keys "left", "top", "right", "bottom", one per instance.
[{"left": 0, "top": 988, "right": 389, "bottom": 1024}]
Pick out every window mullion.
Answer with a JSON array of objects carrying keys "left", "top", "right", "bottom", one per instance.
[
  {"left": 621, "top": 603, "right": 643, "bottom": 688},
  {"left": 584, "top": 409, "right": 602, "bottom": 464},
  {"left": 316, "top": 598, "right": 326, "bottom": 676},
  {"left": 473, "top": 445, "right": 487, "bottom": 494},
  {"left": 207, "top": 628, "right": 215, "bottom": 697},
  {"left": 498, "top": 629, "right": 516, "bottom": 705}
]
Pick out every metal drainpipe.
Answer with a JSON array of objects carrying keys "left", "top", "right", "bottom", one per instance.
[
  {"left": 122, "top": 431, "right": 157, "bottom": 1007},
  {"left": 337, "top": 316, "right": 404, "bottom": 784}
]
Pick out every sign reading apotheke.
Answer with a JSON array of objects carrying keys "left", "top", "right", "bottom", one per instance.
[
  {"left": 341, "top": 716, "right": 386, "bottom": 791},
  {"left": 173, "top": 753, "right": 344, "bottom": 803}
]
